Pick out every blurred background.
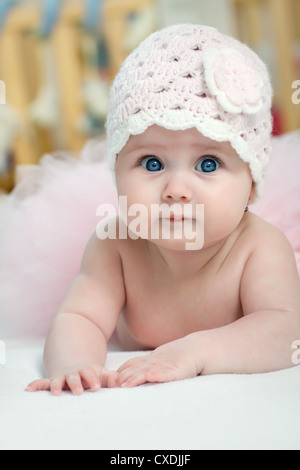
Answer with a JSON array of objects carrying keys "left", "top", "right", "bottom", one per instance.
[{"left": 0, "top": 0, "right": 299, "bottom": 193}]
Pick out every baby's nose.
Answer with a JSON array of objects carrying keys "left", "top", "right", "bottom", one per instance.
[{"left": 162, "top": 173, "right": 193, "bottom": 202}]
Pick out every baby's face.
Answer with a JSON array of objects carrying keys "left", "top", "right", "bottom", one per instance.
[{"left": 115, "top": 125, "right": 255, "bottom": 250}]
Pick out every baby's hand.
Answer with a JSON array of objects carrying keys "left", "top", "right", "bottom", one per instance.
[
  {"left": 109, "top": 337, "right": 200, "bottom": 388},
  {"left": 26, "top": 364, "right": 106, "bottom": 396}
]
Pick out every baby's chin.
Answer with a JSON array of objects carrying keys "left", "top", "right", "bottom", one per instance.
[{"left": 127, "top": 218, "right": 204, "bottom": 252}]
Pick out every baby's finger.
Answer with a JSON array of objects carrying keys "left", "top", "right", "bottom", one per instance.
[
  {"left": 79, "top": 367, "right": 101, "bottom": 392},
  {"left": 121, "top": 365, "right": 174, "bottom": 388},
  {"left": 117, "top": 356, "right": 145, "bottom": 373},
  {"left": 50, "top": 376, "right": 66, "bottom": 396},
  {"left": 66, "top": 373, "right": 84, "bottom": 395},
  {"left": 101, "top": 369, "right": 119, "bottom": 388},
  {"left": 121, "top": 371, "right": 148, "bottom": 388},
  {"left": 118, "top": 365, "right": 143, "bottom": 387},
  {"left": 25, "top": 379, "right": 51, "bottom": 392}
]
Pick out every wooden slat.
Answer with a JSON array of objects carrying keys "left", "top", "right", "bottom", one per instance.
[
  {"left": 231, "top": 0, "right": 300, "bottom": 132},
  {"left": 0, "top": 31, "right": 41, "bottom": 165},
  {"left": 269, "top": 0, "right": 299, "bottom": 132}
]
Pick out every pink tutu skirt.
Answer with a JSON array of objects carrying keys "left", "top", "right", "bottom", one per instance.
[
  {"left": 0, "top": 132, "right": 299, "bottom": 339},
  {"left": 0, "top": 139, "right": 118, "bottom": 338}
]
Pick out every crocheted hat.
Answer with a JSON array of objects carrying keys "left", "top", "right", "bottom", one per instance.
[{"left": 106, "top": 24, "right": 273, "bottom": 198}]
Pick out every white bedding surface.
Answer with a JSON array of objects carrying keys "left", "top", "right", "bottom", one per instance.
[{"left": 1, "top": 340, "right": 300, "bottom": 450}]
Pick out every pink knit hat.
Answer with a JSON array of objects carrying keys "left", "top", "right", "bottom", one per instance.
[{"left": 106, "top": 24, "right": 273, "bottom": 198}]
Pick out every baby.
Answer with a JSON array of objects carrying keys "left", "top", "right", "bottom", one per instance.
[{"left": 27, "top": 24, "right": 300, "bottom": 395}]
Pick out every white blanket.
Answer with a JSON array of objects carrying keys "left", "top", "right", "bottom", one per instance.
[{"left": 1, "top": 340, "right": 300, "bottom": 450}]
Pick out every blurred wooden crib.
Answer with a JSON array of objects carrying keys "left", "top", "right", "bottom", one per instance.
[
  {"left": 0, "top": 0, "right": 299, "bottom": 191},
  {"left": 231, "top": 0, "right": 300, "bottom": 133},
  {"left": 0, "top": 0, "right": 157, "bottom": 190}
]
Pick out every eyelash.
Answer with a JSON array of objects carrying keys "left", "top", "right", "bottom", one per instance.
[
  {"left": 137, "top": 155, "right": 158, "bottom": 165},
  {"left": 136, "top": 155, "right": 223, "bottom": 169},
  {"left": 199, "top": 155, "right": 224, "bottom": 167},
  {"left": 199, "top": 155, "right": 223, "bottom": 167}
]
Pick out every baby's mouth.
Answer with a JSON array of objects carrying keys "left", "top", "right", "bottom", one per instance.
[
  {"left": 169, "top": 214, "right": 186, "bottom": 222},
  {"left": 151, "top": 204, "right": 199, "bottom": 224},
  {"left": 168, "top": 208, "right": 195, "bottom": 222}
]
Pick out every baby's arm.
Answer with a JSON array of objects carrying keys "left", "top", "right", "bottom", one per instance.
[
  {"left": 26, "top": 233, "right": 125, "bottom": 395},
  {"left": 197, "top": 227, "right": 300, "bottom": 375},
  {"left": 112, "top": 228, "right": 300, "bottom": 387}
]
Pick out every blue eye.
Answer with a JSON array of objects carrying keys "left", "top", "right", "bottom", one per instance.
[
  {"left": 140, "top": 157, "right": 163, "bottom": 172},
  {"left": 196, "top": 157, "right": 220, "bottom": 173}
]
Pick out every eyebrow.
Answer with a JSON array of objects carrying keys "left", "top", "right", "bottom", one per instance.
[
  {"left": 190, "top": 141, "right": 232, "bottom": 152},
  {"left": 129, "top": 142, "right": 167, "bottom": 151}
]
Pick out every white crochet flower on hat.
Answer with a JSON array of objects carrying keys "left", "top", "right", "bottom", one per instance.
[{"left": 203, "top": 48, "right": 264, "bottom": 114}]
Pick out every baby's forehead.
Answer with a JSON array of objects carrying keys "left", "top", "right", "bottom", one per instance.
[{"left": 124, "top": 126, "right": 236, "bottom": 155}]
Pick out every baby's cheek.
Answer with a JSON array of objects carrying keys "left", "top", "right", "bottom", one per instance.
[{"left": 203, "top": 204, "right": 244, "bottom": 242}]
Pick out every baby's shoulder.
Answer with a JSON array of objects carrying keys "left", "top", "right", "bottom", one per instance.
[
  {"left": 244, "top": 212, "right": 290, "bottom": 245},
  {"left": 239, "top": 213, "right": 300, "bottom": 314},
  {"left": 241, "top": 212, "right": 296, "bottom": 264},
  {"left": 80, "top": 218, "right": 125, "bottom": 274},
  {"left": 87, "top": 216, "right": 141, "bottom": 259}
]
